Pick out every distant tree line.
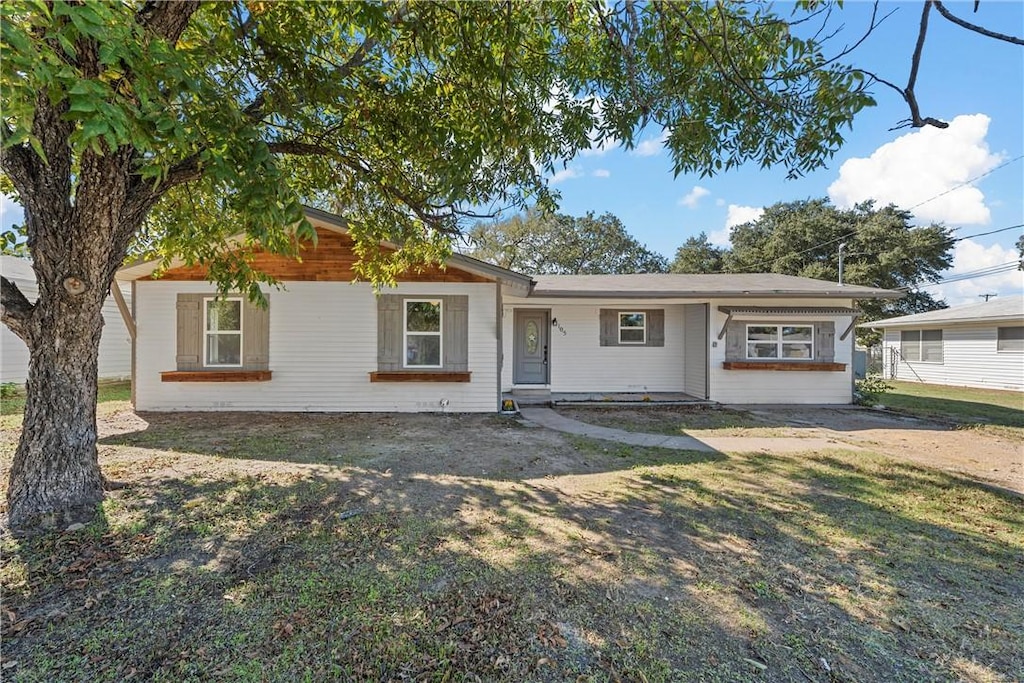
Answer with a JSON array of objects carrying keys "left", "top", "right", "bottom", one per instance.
[{"left": 469, "top": 198, "right": 953, "bottom": 326}]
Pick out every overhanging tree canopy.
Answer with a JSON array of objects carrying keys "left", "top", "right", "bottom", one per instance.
[{"left": 0, "top": 0, "right": 889, "bottom": 530}]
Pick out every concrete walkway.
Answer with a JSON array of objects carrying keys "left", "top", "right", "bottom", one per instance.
[{"left": 519, "top": 407, "right": 857, "bottom": 454}]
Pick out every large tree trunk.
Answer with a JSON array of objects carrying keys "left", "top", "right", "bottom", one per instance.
[{"left": 6, "top": 282, "right": 108, "bottom": 530}]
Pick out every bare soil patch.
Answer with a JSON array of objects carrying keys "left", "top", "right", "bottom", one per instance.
[
  {"left": 2, "top": 405, "right": 1022, "bottom": 682},
  {"left": 559, "top": 405, "right": 1023, "bottom": 494}
]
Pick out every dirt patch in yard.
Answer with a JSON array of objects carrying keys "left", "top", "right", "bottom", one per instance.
[
  {"left": 2, "top": 406, "right": 1022, "bottom": 682},
  {"left": 741, "top": 406, "right": 1023, "bottom": 495},
  {"left": 558, "top": 405, "right": 1023, "bottom": 494}
]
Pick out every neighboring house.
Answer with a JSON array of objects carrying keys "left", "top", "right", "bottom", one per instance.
[
  {"left": 867, "top": 296, "right": 1024, "bottom": 391},
  {"left": 1, "top": 255, "right": 133, "bottom": 384},
  {"left": 116, "top": 207, "right": 899, "bottom": 412}
]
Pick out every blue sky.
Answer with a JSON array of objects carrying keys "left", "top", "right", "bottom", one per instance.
[
  {"left": 2, "top": 2, "right": 1021, "bottom": 305},
  {"left": 544, "top": 1, "right": 1024, "bottom": 305}
]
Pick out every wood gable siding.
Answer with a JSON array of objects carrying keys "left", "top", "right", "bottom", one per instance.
[{"left": 145, "top": 229, "right": 492, "bottom": 283}]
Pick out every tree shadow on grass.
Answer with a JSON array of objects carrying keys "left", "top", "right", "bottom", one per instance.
[
  {"left": 883, "top": 393, "right": 1024, "bottom": 430},
  {"left": 3, "top": 468, "right": 755, "bottom": 682},
  {"left": 5, "top": 419, "right": 1022, "bottom": 681},
  {"left": 558, "top": 402, "right": 980, "bottom": 435},
  {"left": 100, "top": 411, "right": 726, "bottom": 478}
]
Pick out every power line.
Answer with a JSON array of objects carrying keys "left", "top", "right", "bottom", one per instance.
[
  {"left": 953, "top": 223, "right": 1023, "bottom": 242},
  {"left": 906, "top": 260, "right": 1021, "bottom": 290},
  {"left": 894, "top": 226, "right": 1023, "bottom": 290},
  {"left": 730, "top": 154, "right": 1024, "bottom": 273},
  {"left": 905, "top": 154, "right": 1024, "bottom": 212},
  {"left": 831, "top": 223, "right": 1024, "bottom": 260},
  {"left": 735, "top": 221, "right": 1023, "bottom": 274}
]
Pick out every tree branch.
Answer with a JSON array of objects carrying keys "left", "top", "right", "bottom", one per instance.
[
  {"left": 900, "top": 2, "right": 949, "bottom": 129},
  {"left": 854, "top": 3, "right": 949, "bottom": 130},
  {"left": 932, "top": 0, "right": 1023, "bottom": 45},
  {"left": 135, "top": 1, "right": 201, "bottom": 44},
  {"left": 1, "top": 275, "right": 35, "bottom": 343},
  {"left": 265, "top": 140, "right": 335, "bottom": 157},
  {"left": 0, "top": 123, "right": 37, "bottom": 193}
]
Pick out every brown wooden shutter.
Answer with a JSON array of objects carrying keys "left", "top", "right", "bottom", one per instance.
[
  {"left": 646, "top": 309, "right": 665, "bottom": 347},
  {"left": 815, "top": 321, "right": 836, "bottom": 362},
  {"left": 443, "top": 295, "right": 469, "bottom": 371},
  {"left": 175, "top": 294, "right": 203, "bottom": 371},
  {"left": 377, "top": 294, "right": 403, "bottom": 371},
  {"left": 724, "top": 319, "right": 744, "bottom": 361},
  {"left": 243, "top": 297, "right": 270, "bottom": 370},
  {"left": 599, "top": 309, "right": 617, "bottom": 346}
]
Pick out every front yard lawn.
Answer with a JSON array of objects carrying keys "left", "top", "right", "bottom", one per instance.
[
  {"left": 2, "top": 411, "right": 1022, "bottom": 682},
  {"left": 557, "top": 405, "right": 798, "bottom": 438},
  {"left": 880, "top": 381, "right": 1024, "bottom": 437},
  {"left": 1, "top": 381, "right": 131, "bottom": 431}
]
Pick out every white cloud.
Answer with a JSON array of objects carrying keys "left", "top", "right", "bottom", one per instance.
[
  {"left": 715, "top": 198, "right": 726, "bottom": 207},
  {"left": 678, "top": 186, "right": 710, "bottom": 209},
  {"left": 725, "top": 204, "right": 764, "bottom": 228},
  {"left": 548, "top": 167, "right": 582, "bottom": 185},
  {"left": 828, "top": 114, "right": 1003, "bottom": 226},
  {"left": 1, "top": 193, "right": 20, "bottom": 214},
  {"left": 1, "top": 194, "right": 23, "bottom": 230},
  {"left": 592, "top": 168, "right": 611, "bottom": 178},
  {"left": 708, "top": 204, "right": 765, "bottom": 247},
  {"left": 632, "top": 130, "right": 669, "bottom": 157},
  {"left": 930, "top": 239, "right": 1023, "bottom": 305},
  {"left": 708, "top": 229, "right": 731, "bottom": 248}
]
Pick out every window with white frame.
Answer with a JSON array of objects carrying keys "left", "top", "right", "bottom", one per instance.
[
  {"left": 997, "top": 326, "right": 1023, "bottom": 353},
  {"left": 746, "top": 324, "right": 814, "bottom": 359},
  {"left": 405, "top": 299, "right": 442, "bottom": 367},
  {"left": 204, "top": 298, "right": 243, "bottom": 367},
  {"left": 900, "top": 329, "right": 943, "bottom": 363},
  {"left": 619, "top": 312, "right": 646, "bottom": 344}
]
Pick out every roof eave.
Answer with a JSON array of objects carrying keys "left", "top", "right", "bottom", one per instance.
[
  {"left": 117, "top": 206, "right": 534, "bottom": 288},
  {"left": 865, "top": 314, "right": 1024, "bottom": 328},
  {"left": 529, "top": 288, "right": 900, "bottom": 299}
]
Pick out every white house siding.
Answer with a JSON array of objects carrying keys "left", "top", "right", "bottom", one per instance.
[
  {"left": 882, "top": 325, "right": 1024, "bottom": 391},
  {"left": 682, "top": 304, "right": 709, "bottom": 399},
  {"left": 1, "top": 256, "right": 132, "bottom": 384},
  {"left": 501, "top": 298, "right": 686, "bottom": 393},
  {"left": 501, "top": 295, "right": 858, "bottom": 403},
  {"left": 707, "top": 297, "right": 856, "bottom": 405},
  {"left": 134, "top": 280, "right": 499, "bottom": 412}
]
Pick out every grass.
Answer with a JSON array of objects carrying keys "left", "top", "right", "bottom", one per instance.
[
  {"left": 880, "top": 381, "right": 1024, "bottom": 438},
  {"left": 2, "top": 410, "right": 1022, "bottom": 682},
  {"left": 1, "top": 381, "right": 131, "bottom": 430},
  {"left": 557, "top": 405, "right": 799, "bottom": 438}
]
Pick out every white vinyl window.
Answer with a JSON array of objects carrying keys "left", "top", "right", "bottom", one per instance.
[
  {"left": 997, "top": 326, "right": 1024, "bottom": 353},
  {"left": 901, "top": 329, "right": 943, "bottom": 363},
  {"left": 619, "top": 312, "right": 646, "bottom": 344},
  {"left": 204, "top": 298, "right": 242, "bottom": 367},
  {"left": 746, "top": 324, "right": 814, "bottom": 359},
  {"left": 404, "top": 299, "right": 443, "bottom": 368}
]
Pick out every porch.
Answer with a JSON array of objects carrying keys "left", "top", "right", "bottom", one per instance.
[{"left": 504, "top": 390, "right": 714, "bottom": 408}]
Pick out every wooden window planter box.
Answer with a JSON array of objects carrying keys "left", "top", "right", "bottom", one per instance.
[
  {"left": 722, "top": 362, "right": 846, "bottom": 372},
  {"left": 369, "top": 371, "right": 471, "bottom": 383},
  {"left": 161, "top": 370, "right": 272, "bottom": 382}
]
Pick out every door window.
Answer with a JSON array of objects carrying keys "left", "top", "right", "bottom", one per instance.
[{"left": 526, "top": 320, "right": 539, "bottom": 354}]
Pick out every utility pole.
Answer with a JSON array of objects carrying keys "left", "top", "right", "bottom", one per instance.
[
  {"left": 978, "top": 293, "right": 998, "bottom": 302},
  {"left": 838, "top": 243, "right": 846, "bottom": 286}
]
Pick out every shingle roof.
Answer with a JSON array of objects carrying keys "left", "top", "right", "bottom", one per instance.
[
  {"left": 528, "top": 273, "right": 900, "bottom": 299},
  {"left": 866, "top": 295, "right": 1024, "bottom": 327}
]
